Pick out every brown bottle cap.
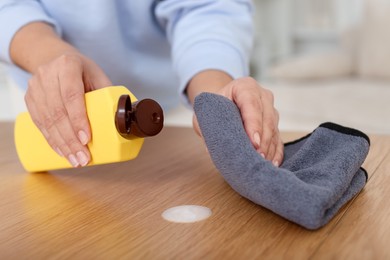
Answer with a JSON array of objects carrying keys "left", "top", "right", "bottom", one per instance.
[{"left": 115, "top": 95, "right": 164, "bottom": 138}]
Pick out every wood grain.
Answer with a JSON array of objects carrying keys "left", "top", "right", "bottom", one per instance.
[{"left": 0, "top": 122, "right": 389, "bottom": 258}]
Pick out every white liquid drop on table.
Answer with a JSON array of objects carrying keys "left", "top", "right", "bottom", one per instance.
[{"left": 162, "top": 205, "right": 212, "bottom": 223}]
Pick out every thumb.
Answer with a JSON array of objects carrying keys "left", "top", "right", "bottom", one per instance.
[
  {"left": 82, "top": 57, "right": 112, "bottom": 91},
  {"left": 192, "top": 113, "right": 202, "bottom": 137}
]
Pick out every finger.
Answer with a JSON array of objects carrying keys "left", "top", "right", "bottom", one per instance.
[
  {"left": 26, "top": 73, "right": 71, "bottom": 155},
  {"left": 266, "top": 134, "right": 277, "bottom": 161},
  {"left": 46, "top": 88, "right": 89, "bottom": 168},
  {"left": 229, "top": 78, "right": 264, "bottom": 152},
  {"left": 268, "top": 108, "right": 284, "bottom": 166},
  {"left": 192, "top": 113, "right": 202, "bottom": 137},
  {"left": 266, "top": 130, "right": 281, "bottom": 163},
  {"left": 25, "top": 79, "right": 61, "bottom": 156},
  {"left": 26, "top": 76, "right": 75, "bottom": 161},
  {"left": 45, "top": 66, "right": 90, "bottom": 167},
  {"left": 83, "top": 58, "right": 112, "bottom": 91},
  {"left": 56, "top": 55, "right": 92, "bottom": 146},
  {"left": 257, "top": 90, "right": 277, "bottom": 158},
  {"left": 192, "top": 113, "right": 210, "bottom": 154},
  {"left": 38, "top": 72, "right": 83, "bottom": 166},
  {"left": 272, "top": 135, "right": 284, "bottom": 167}
]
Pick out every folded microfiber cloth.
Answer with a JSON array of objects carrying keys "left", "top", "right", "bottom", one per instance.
[{"left": 194, "top": 93, "right": 370, "bottom": 230}]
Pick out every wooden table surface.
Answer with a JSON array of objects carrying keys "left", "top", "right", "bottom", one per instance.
[{"left": 1, "top": 121, "right": 390, "bottom": 259}]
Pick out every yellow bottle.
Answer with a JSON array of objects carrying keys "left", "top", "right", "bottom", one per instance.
[{"left": 14, "top": 86, "right": 164, "bottom": 172}]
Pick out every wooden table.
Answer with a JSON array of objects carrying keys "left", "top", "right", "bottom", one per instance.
[{"left": 1, "top": 121, "right": 390, "bottom": 259}]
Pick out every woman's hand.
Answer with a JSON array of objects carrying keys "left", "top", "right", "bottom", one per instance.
[
  {"left": 187, "top": 70, "right": 284, "bottom": 167},
  {"left": 25, "top": 53, "right": 112, "bottom": 167},
  {"left": 10, "top": 22, "right": 111, "bottom": 167}
]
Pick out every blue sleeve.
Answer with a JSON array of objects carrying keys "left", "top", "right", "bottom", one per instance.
[
  {"left": 155, "top": 0, "right": 254, "bottom": 104},
  {"left": 0, "top": 0, "right": 62, "bottom": 63}
]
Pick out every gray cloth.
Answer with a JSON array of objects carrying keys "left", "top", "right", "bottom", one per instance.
[{"left": 194, "top": 93, "right": 370, "bottom": 230}]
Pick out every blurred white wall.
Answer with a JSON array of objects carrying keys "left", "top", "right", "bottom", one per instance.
[{"left": 252, "top": 0, "right": 363, "bottom": 79}]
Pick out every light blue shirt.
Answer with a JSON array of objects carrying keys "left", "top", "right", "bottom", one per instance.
[{"left": 0, "top": 0, "right": 253, "bottom": 110}]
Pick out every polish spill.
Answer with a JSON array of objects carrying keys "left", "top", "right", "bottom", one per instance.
[{"left": 162, "top": 205, "right": 212, "bottom": 223}]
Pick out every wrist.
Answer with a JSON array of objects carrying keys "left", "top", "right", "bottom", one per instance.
[
  {"left": 186, "top": 69, "right": 233, "bottom": 105},
  {"left": 10, "top": 22, "right": 80, "bottom": 73}
]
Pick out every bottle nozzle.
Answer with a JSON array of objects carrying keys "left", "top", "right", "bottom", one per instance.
[{"left": 115, "top": 95, "right": 164, "bottom": 138}]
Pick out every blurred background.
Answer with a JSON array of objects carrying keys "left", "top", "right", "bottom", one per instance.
[
  {"left": 251, "top": 0, "right": 390, "bottom": 134},
  {"left": 1, "top": 0, "right": 389, "bottom": 134}
]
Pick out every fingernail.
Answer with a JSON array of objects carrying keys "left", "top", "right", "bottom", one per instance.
[
  {"left": 273, "top": 160, "right": 279, "bottom": 167},
  {"left": 78, "top": 130, "right": 89, "bottom": 145},
  {"left": 260, "top": 153, "right": 265, "bottom": 158},
  {"left": 68, "top": 154, "right": 79, "bottom": 167},
  {"left": 253, "top": 132, "right": 261, "bottom": 148},
  {"left": 76, "top": 151, "right": 89, "bottom": 166},
  {"left": 55, "top": 147, "right": 64, "bottom": 157}
]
